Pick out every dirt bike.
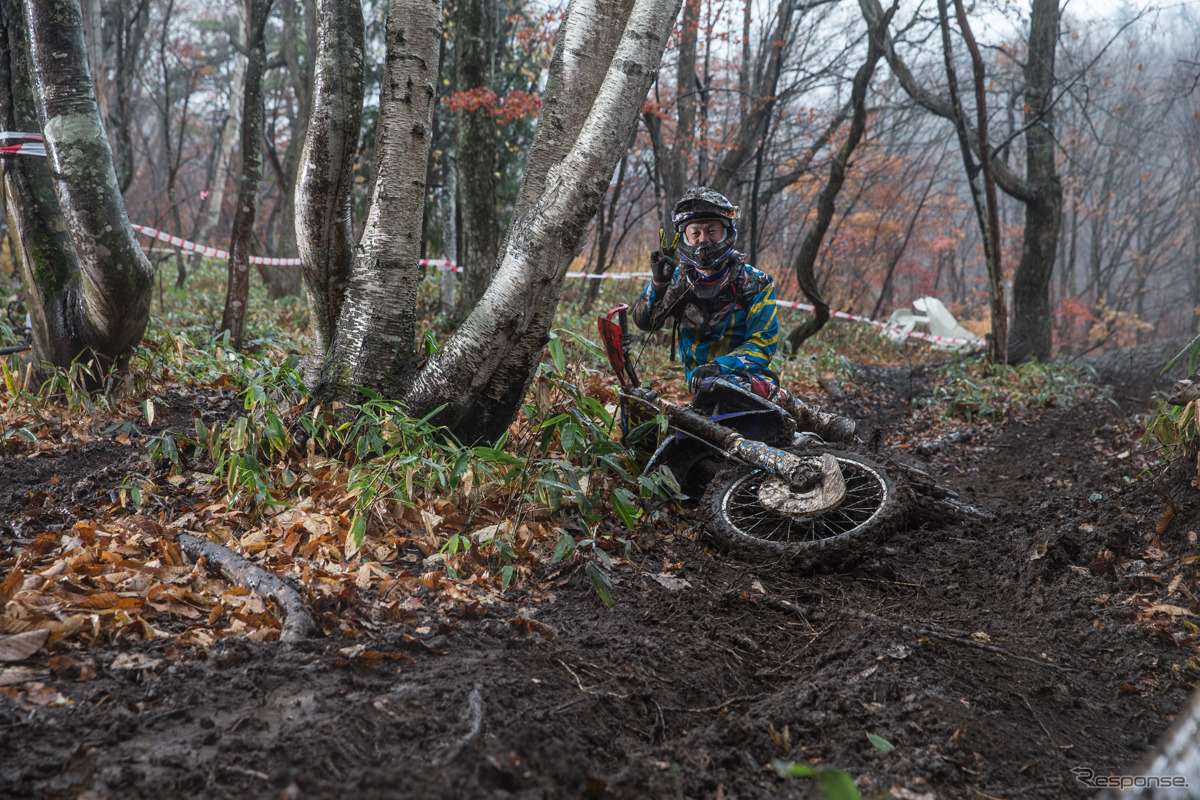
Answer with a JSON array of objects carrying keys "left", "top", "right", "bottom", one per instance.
[{"left": 597, "top": 304, "right": 985, "bottom": 564}]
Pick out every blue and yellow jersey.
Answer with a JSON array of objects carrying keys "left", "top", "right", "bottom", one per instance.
[{"left": 631, "top": 258, "right": 780, "bottom": 386}]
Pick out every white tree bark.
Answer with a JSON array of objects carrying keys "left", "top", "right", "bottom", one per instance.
[
  {"left": 317, "top": 0, "right": 440, "bottom": 398},
  {"left": 299, "top": 0, "right": 680, "bottom": 441},
  {"left": 13, "top": 0, "right": 153, "bottom": 370},
  {"left": 510, "top": 0, "right": 638, "bottom": 219},
  {"left": 295, "top": 0, "right": 363, "bottom": 388},
  {"left": 400, "top": 0, "right": 682, "bottom": 441}
]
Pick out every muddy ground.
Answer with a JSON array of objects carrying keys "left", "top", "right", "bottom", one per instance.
[{"left": 2, "top": 370, "right": 1198, "bottom": 800}]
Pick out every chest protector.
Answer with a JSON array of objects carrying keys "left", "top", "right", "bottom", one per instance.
[{"left": 669, "top": 257, "right": 771, "bottom": 360}]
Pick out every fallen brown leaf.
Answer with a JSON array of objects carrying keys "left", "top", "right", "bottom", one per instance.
[{"left": 0, "top": 629, "right": 50, "bottom": 662}]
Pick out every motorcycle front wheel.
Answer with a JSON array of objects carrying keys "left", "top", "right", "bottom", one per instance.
[{"left": 703, "top": 449, "right": 901, "bottom": 562}]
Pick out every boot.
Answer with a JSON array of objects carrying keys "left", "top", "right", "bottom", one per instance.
[
  {"left": 804, "top": 407, "right": 858, "bottom": 443},
  {"left": 776, "top": 392, "right": 857, "bottom": 443}
]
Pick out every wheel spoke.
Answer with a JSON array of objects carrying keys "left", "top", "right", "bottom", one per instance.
[{"left": 718, "top": 455, "right": 890, "bottom": 549}]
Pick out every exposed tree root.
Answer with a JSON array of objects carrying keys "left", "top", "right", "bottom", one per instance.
[{"left": 177, "top": 533, "right": 316, "bottom": 642}]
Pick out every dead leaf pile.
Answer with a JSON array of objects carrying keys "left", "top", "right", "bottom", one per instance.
[
  {"left": 1, "top": 515, "right": 274, "bottom": 653},
  {"left": 1, "top": 373, "right": 644, "bottom": 666}
]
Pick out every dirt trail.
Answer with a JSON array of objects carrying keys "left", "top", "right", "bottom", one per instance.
[{"left": 2, "top": 388, "right": 1196, "bottom": 800}]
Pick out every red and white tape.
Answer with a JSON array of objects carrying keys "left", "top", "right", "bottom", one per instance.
[
  {"left": 0, "top": 131, "right": 45, "bottom": 157},
  {"left": 133, "top": 226, "right": 458, "bottom": 269},
  {"left": 566, "top": 271, "right": 654, "bottom": 280},
  {"left": 133, "top": 225, "right": 299, "bottom": 265},
  {"left": 0, "top": 142, "right": 975, "bottom": 349},
  {"left": 134, "top": 224, "right": 978, "bottom": 348}
]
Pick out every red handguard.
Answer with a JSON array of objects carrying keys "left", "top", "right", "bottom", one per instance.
[{"left": 598, "top": 305, "right": 639, "bottom": 387}]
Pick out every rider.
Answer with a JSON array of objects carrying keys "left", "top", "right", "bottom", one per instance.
[{"left": 631, "top": 186, "right": 856, "bottom": 442}]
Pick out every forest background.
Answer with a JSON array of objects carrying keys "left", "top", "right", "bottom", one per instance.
[
  {"left": 4, "top": 0, "right": 1200, "bottom": 795},
  {"left": 6, "top": 0, "right": 1195, "bottom": 359}
]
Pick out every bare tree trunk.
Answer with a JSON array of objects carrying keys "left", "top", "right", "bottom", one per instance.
[
  {"left": 657, "top": 0, "right": 698, "bottom": 223},
  {"left": 738, "top": 0, "right": 751, "bottom": 120},
  {"left": 785, "top": 6, "right": 892, "bottom": 352},
  {"left": 157, "top": 0, "right": 193, "bottom": 289},
  {"left": 709, "top": 0, "right": 795, "bottom": 197},
  {"left": 869, "top": 164, "right": 939, "bottom": 321},
  {"left": 294, "top": 0, "right": 363, "bottom": 388},
  {"left": 313, "top": 0, "right": 440, "bottom": 400},
  {"left": 108, "top": 0, "right": 150, "bottom": 196},
  {"left": 2, "top": 0, "right": 153, "bottom": 373},
  {"left": 582, "top": 137, "right": 632, "bottom": 312},
  {"left": 453, "top": 0, "right": 498, "bottom": 319},
  {"left": 220, "top": 0, "right": 273, "bottom": 351},
  {"left": 940, "top": 0, "right": 1006, "bottom": 363},
  {"left": 301, "top": 0, "right": 679, "bottom": 444},
  {"left": 859, "top": 0, "right": 1061, "bottom": 362},
  {"left": 508, "top": 0, "right": 637, "bottom": 220},
  {"left": 1005, "top": 0, "right": 1061, "bottom": 363},
  {"left": 0, "top": 0, "right": 82, "bottom": 367},
  {"left": 256, "top": 0, "right": 310, "bottom": 300}
]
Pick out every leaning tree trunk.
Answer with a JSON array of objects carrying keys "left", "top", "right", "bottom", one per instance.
[
  {"left": 312, "top": 0, "right": 440, "bottom": 400},
  {"left": 0, "top": 0, "right": 153, "bottom": 374},
  {"left": 785, "top": 5, "right": 892, "bottom": 352},
  {"left": 452, "top": 0, "right": 498, "bottom": 320},
  {"left": 294, "top": 0, "right": 363, "bottom": 389},
  {"left": 302, "top": 0, "right": 686, "bottom": 443},
  {"left": 399, "top": 0, "right": 682, "bottom": 443},
  {"left": 301, "top": 0, "right": 680, "bottom": 443},
  {"left": 220, "top": 0, "right": 273, "bottom": 352}
]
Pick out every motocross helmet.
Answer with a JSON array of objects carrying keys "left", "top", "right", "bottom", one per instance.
[{"left": 672, "top": 187, "right": 739, "bottom": 272}]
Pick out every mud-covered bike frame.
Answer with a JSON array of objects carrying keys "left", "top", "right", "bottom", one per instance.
[
  {"left": 598, "top": 304, "right": 854, "bottom": 519},
  {"left": 596, "top": 304, "right": 990, "bottom": 561}
]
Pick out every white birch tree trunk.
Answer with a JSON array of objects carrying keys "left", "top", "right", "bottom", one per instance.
[
  {"left": 295, "top": 0, "right": 363, "bottom": 388},
  {"left": 300, "top": 0, "right": 680, "bottom": 443},
  {"left": 315, "top": 0, "right": 440, "bottom": 399},
  {"left": 4, "top": 0, "right": 154, "bottom": 373}
]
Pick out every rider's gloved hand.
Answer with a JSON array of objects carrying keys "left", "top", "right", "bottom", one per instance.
[
  {"left": 689, "top": 363, "right": 721, "bottom": 393},
  {"left": 650, "top": 249, "right": 676, "bottom": 286}
]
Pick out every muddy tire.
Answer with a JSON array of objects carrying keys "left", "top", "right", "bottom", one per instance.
[{"left": 702, "top": 449, "right": 904, "bottom": 565}]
